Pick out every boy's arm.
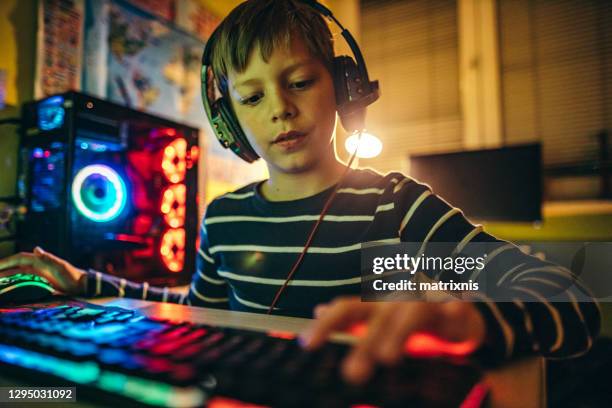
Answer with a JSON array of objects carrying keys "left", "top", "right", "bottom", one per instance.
[
  {"left": 395, "top": 177, "right": 601, "bottom": 361},
  {"left": 83, "top": 269, "right": 188, "bottom": 304}
]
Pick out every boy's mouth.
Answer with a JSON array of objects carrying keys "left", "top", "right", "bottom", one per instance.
[{"left": 272, "top": 130, "right": 306, "bottom": 144}]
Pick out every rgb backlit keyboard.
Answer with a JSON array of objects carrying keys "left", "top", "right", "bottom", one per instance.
[{"left": 0, "top": 303, "right": 483, "bottom": 407}]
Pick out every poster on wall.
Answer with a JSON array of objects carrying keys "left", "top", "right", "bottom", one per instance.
[
  {"left": 34, "top": 0, "right": 85, "bottom": 99},
  {"left": 82, "top": 0, "right": 204, "bottom": 127}
]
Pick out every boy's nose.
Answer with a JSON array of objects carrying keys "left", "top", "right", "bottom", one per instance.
[
  {"left": 272, "top": 109, "right": 295, "bottom": 122},
  {"left": 270, "top": 93, "right": 297, "bottom": 122}
]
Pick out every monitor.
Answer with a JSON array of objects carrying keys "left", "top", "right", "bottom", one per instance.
[{"left": 409, "top": 143, "right": 542, "bottom": 222}]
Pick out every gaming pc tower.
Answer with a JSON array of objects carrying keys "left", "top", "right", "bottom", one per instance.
[{"left": 18, "top": 92, "right": 199, "bottom": 285}]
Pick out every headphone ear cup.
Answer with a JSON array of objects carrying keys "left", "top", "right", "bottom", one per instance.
[
  {"left": 333, "top": 56, "right": 367, "bottom": 133},
  {"left": 201, "top": 64, "right": 259, "bottom": 163},
  {"left": 333, "top": 56, "right": 352, "bottom": 109},
  {"left": 217, "top": 99, "right": 260, "bottom": 162}
]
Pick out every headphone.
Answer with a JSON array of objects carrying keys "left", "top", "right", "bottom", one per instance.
[{"left": 200, "top": 0, "right": 380, "bottom": 163}]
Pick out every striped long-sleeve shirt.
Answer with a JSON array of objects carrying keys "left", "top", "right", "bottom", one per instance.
[{"left": 85, "top": 168, "right": 601, "bottom": 361}]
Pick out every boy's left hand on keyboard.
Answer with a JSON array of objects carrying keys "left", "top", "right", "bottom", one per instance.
[
  {"left": 301, "top": 296, "right": 486, "bottom": 385},
  {"left": 0, "top": 247, "right": 87, "bottom": 296}
]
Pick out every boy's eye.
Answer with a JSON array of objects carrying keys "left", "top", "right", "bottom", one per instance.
[
  {"left": 239, "top": 93, "right": 262, "bottom": 106},
  {"left": 290, "top": 79, "right": 314, "bottom": 90}
]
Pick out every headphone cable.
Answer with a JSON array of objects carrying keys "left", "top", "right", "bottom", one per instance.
[{"left": 267, "top": 131, "right": 363, "bottom": 314}]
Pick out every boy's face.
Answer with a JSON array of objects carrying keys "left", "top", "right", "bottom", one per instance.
[{"left": 227, "top": 36, "right": 337, "bottom": 174}]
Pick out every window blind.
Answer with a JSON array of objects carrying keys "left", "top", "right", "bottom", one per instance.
[
  {"left": 499, "top": 0, "right": 612, "bottom": 167},
  {"left": 360, "top": 0, "right": 462, "bottom": 174}
]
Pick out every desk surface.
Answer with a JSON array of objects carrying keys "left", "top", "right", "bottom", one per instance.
[{"left": 1, "top": 297, "right": 546, "bottom": 408}]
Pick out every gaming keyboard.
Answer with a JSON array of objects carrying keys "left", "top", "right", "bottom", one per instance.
[{"left": 0, "top": 302, "right": 483, "bottom": 407}]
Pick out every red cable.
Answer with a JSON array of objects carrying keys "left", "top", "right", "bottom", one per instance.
[{"left": 267, "top": 135, "right": 362, "bottom": 314}]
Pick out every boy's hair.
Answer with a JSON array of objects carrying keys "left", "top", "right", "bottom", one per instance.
[{"left": 210, "top": 0, "right": 335, "bottom": 95}]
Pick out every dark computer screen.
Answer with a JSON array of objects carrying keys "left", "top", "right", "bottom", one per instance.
[{"left": 409, "top": 143, "right": 542, "bottom": 222}]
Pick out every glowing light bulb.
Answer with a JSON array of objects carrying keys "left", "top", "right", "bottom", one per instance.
[{"left": 345, "top": 132, "right": 383, "bottom": 159}]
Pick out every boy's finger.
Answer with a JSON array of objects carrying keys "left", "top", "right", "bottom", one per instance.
[
  {"left": 313, "top": 303, "right": 330, "bottom": 319},
  {"left": 435, "top": 302, "right": 486, "bottom": 346},
  {"left": 376, "top": 303, "right": 433, "bottom": 363},
  {"left": 342, "top": 303, "right": 397, "bottom": 384},
  {"left": 342, "top": 347, "right": 374, "bottom": 385},
  {"left": 302, "top": 298, "right": 372, "bottom": 349},
  {"left": 0, "top": 252, "right": 36, "bottom": 271}
]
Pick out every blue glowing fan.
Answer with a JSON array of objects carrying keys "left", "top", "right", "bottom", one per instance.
[{"left": 71, "top": 165, "right": 127, "bottom": 222}]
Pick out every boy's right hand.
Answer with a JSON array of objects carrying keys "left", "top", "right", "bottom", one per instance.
[{"left": 0, "top": 247, "right": 87, "bottom": 296}]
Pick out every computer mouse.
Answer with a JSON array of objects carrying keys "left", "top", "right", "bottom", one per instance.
[{"left": 0, "top": 273, "right": 55, "bottom": 305}]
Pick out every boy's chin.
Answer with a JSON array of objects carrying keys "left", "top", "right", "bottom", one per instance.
[{"left": 270, "top": 154, "right": 319, "bottom": 175}]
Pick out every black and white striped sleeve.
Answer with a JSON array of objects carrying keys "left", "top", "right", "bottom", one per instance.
[
  {"left": 83, "top": 268, "right": 189, "bottom": 304},
  {"left": 394, "top": 177, "right": 601, "bottom": 361},
  {"left": 467, "top": 240, "right": 601, "bottom": 361},
  {"left": 185, "top": 218, "right": 230, "bottom": 309}
]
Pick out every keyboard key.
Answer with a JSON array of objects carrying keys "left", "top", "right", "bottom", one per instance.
[
  {"left": 172, "top": 331, "right": 224, "bottom": 361},
  {"left": 99, "top": 348, "right": 131, "bottom": 365}
]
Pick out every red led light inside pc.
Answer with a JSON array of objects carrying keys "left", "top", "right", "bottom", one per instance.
[
  {"left": 161, "top": 184, "right": 186, "bottom": 228},
  {"left": 150, "top": 127, "right": 177, "bottom": 138},
  {"left": 160, "top": 228, "right": 185, "bottom": 272},
  {"left": 187, "top": 145, "right": 199, "bottom": 169},
  {"left": 162, "top": 138, "right": 187, "bottom": 183}
]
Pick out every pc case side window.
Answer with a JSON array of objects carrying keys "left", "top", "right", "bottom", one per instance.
[{"left": 30, "top": 144, "right": 65, "bottom": 212}]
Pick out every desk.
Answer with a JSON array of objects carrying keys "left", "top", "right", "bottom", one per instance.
[{"left": 1, "top": 297, "right": 546, "bottom": 408}]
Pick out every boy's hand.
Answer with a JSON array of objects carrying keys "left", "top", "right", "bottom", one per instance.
[
  {"left": 301, "top": 297, "right": 486, "bottom": 385},
  {"left": 0, "top": 247, "right": 87, "bottom": 296}
]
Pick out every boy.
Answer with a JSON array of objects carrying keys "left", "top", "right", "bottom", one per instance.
[{"left": 0, "top": 0, "right": 600, "bottom": 385}]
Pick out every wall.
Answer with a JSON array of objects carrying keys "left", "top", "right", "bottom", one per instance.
[
  {"left": 0, "top": 0, "right": 37, "bottom": 196},
  {"left": 0, "top": 0, "right": 37, "bottom": 257},
  {"left": 196, "top": 0, "right": 241, "bottom": 16}
]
